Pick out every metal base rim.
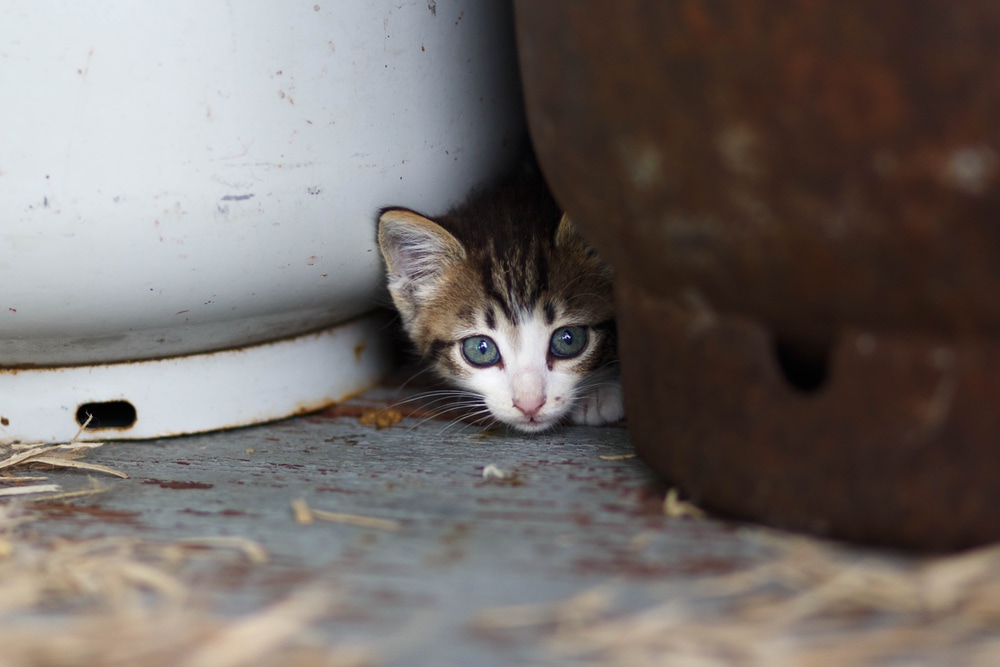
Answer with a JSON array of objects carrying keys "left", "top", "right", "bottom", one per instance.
[{"left": 0, "top": 314, "right": 392, "bottom": 444}]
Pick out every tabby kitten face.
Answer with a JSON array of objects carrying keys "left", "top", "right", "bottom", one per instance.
[{"left": 377, "top": 180, "right": 623, "bottom": 432}]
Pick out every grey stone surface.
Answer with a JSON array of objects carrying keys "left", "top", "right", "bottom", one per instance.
[{"left": 22, "top": 386, "right": 774, "bottom": 666}]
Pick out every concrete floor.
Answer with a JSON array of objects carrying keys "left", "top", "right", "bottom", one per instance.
[
  {"left": 11, "top": 380, "right": 989, "bottom": 666},
  {"left": 10, "top": 381, "right": 783, "bottom": 666}
]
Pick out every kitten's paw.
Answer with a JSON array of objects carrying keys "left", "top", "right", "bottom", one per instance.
[{"left": 570, "top": 381, "right": 625, "bottom": 426}]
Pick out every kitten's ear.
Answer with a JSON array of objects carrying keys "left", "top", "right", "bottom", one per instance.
[
  {"left": 555, "top": 212, "right": 583, "bottom": 248},
  {"left": 377, "top": 208, "right": 466, "bottom": 321},
  {"left": 554, "top": 212, "right": 615, "bottom": 278}
]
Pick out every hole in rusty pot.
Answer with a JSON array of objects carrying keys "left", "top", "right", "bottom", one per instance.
[
  {"left": 76, "top": 401, "right": 137, "bottom": 430},
  {"left": 773, "top": 335, "right": 832, "bottom": 393}
]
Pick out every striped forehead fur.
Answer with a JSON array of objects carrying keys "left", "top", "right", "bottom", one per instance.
[{"left": 432, "top": 180, "right": 611, "bottom": 325}]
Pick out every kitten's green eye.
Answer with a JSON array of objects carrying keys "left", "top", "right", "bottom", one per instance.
[
  {"left": 462, "top": 336, "right": 501, "bottom": 367},
  {"left": 550, "top": 326, "right": 588, "bottom": 359}
]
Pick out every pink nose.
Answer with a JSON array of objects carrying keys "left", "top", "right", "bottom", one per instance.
[{"left": 513, "top": 396, "right": 546, "bottom": 418}]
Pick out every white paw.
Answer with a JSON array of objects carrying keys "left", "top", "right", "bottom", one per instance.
[{"left": 570, "top": 380, "right": 625, "bottom": 426}]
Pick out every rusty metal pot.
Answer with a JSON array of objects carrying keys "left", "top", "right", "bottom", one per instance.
[{"left": 515, "top": 0, "right": 1000, "bottom": 549}]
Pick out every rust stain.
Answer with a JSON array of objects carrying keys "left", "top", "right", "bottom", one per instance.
[
  {"left": 32, "top": 502, "right": 141, "bottom": 524},
  {"left": 142, "top": 478, "right": 214, "bottom": 490}
]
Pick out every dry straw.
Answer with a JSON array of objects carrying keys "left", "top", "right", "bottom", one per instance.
[
  {"left": 0, "top": 415, "right": 127, "bottom": 500},
  {"left": 0, "top": 420, "right": 374, "bottom": 666},
  {"left": 477, "top": 530, "right": 1000, "bottom": 666},
  {"left": 0, "top": 503, "right": 375, "bottom": 667},
  {"left": 291, "top": 498, "right": 401, "bottom": 531}
]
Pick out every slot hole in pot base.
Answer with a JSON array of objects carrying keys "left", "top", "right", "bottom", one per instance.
[{"left": 76, "top": 401, "right": 137, "bottom": 430}]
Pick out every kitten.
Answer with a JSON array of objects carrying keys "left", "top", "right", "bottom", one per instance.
[{"left": 377, "top": 169, "right": 624, "bottom": 433}]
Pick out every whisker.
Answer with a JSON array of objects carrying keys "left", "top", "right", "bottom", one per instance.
[
  {"left": 386, "top": 388, "right": 482, "bottom": 412},
  {"left": 390, "top": 392, "right": 474, "bottom": 409},
  {"left": 438, "top": 414, "right": 494, "bottom": 438},
  {"left": 409, "top": 403, "right": 485, "bottom": 430},
  {"left": 574, "top": 372, "right": 621, "bottom": 390},
  {"left": 571, "top": 383, "right": 621, "bottom": 404},
  {"left": 469, "top": 412, "right": 499, "bottom": 431},
  {"left": 395, "top": 366, "right": 437, "bottom": 389},
  {"left": 433, "top": 403, "right": 495, "bottom": 435},
  {"left": 401, "top": 390, "right": 489, "bottom": 430}
]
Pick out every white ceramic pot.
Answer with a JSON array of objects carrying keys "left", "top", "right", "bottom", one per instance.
[{"left": 0, "top": 0, "right": 524, "bottom": 442}]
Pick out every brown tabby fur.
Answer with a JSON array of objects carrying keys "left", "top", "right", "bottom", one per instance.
[{"left": 377, "top": 166, "right": 620, "bottom": 430}]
